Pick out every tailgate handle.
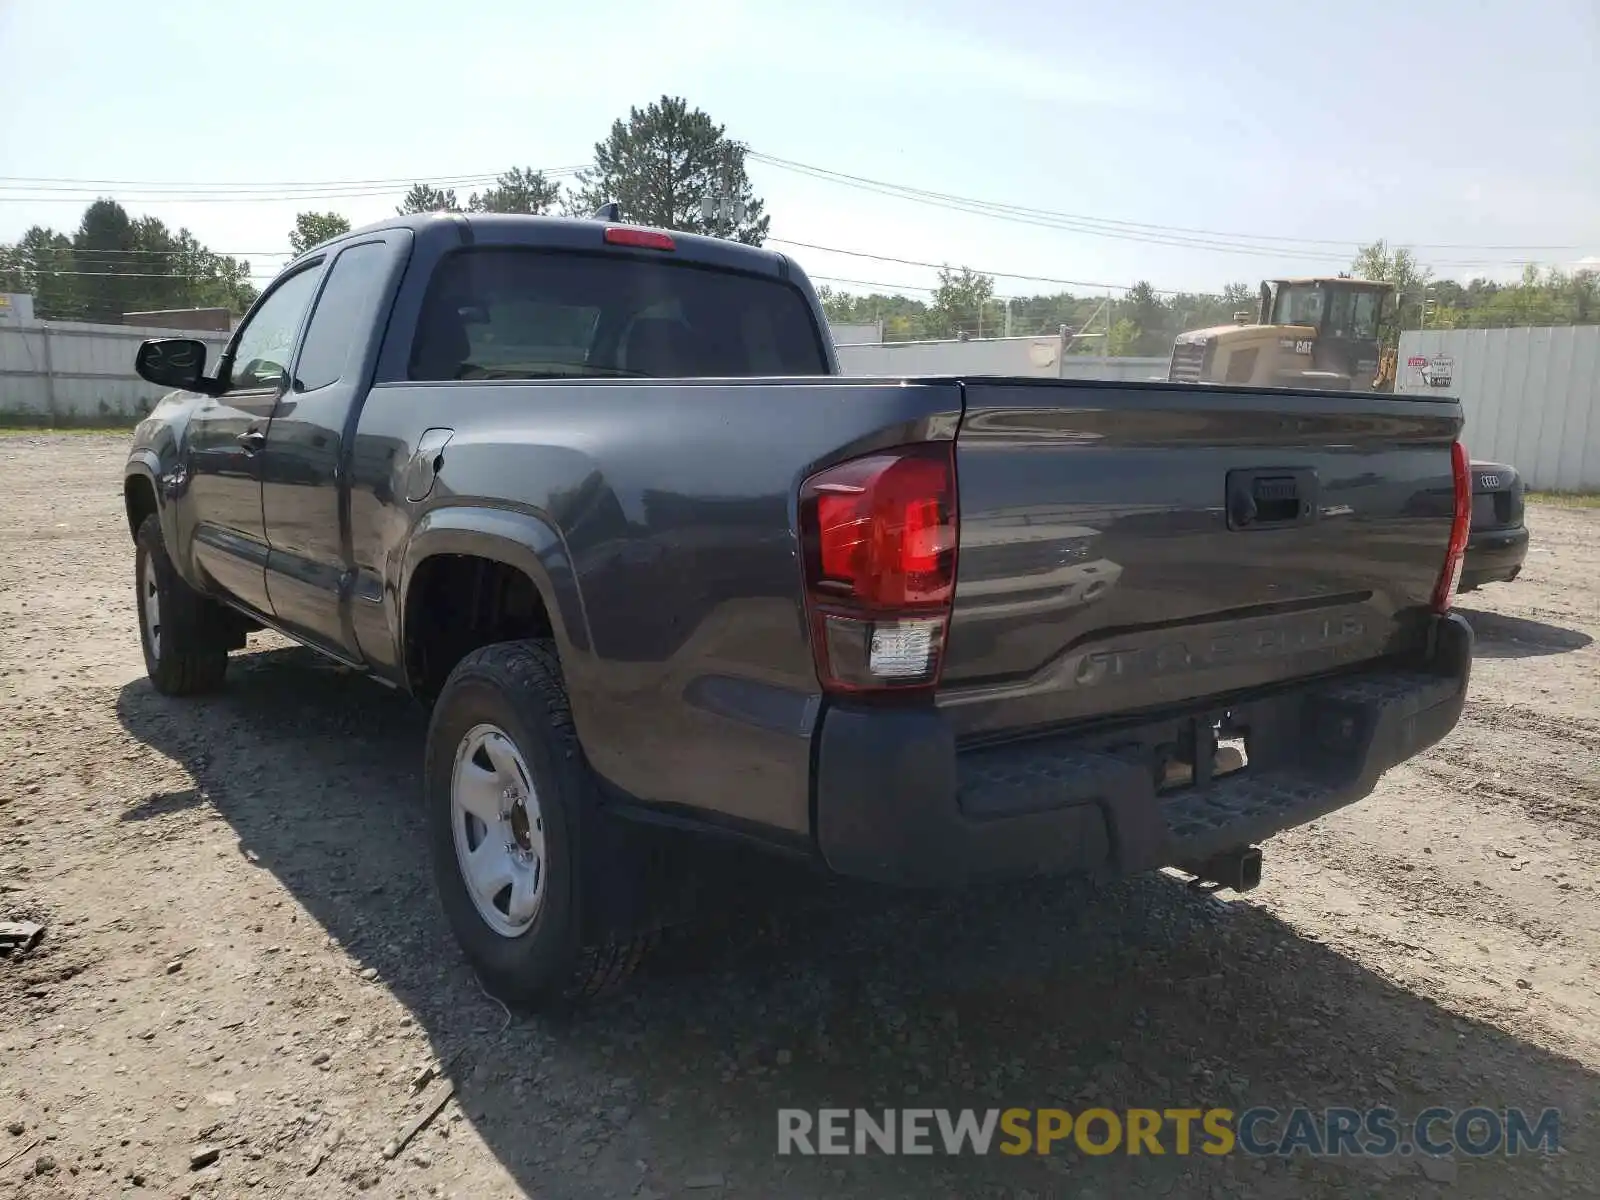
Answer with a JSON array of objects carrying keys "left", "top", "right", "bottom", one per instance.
[{"left": 1227, "top": 468, "right": 1318, "bottom": 530}]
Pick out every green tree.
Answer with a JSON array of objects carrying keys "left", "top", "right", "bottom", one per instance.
[
  {"left": 164, "top": 228, "right": 256, "bottom": 314},
  {"left": 0, "top": 202, "right": 256, "bottom": 322},
  {"left": 817, "top": 285, "right": 935, "bottom": 341},
  {"left": 570, "top": 96, "right": 770, "bottom": 244},
  {"left": 1106, "top": 318, "right": 1141, "bottom": 356},
  {"left": 396, "top": 184, "right": 462, "bottom": 215},
  {"left": 71, "top": 199, "right": 145, "bottom": 323},
  {"left": 1569, "top": 269, "right": 1599, "bottom": 323},
  {"left": 467, "top": 167, "right": 562, "bottom": 214},
  {"left": 1120, "top": 280, "right": 1175, "bottom": 355},
  {"left": 927, "top": 267, "right": 994, "bottom": 338},
  {"left": 1350, "top": 239, "right": 1432, "bottom": 347},
  {"left": 288, "top": 212, "right": 352, "bottom": 255},
  {"left": 0, "top": 225, "right": 76, "bottom": 318},
  {"left": 1220, "top": 281, "right": 1257, "bottom": 319}
]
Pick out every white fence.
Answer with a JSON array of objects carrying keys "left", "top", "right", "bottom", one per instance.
[
  {"left": 0, "top": 320, "right": 232, "bottom": 423},
  {"left": 1397, "top": 326, "right": 1600, "bottom": 491},
  {"left": 827, "top": 321, "right": 882, "bottom": 347},
  {"left": 836, "top": 334, "right": 1169, "bottom": 382}
]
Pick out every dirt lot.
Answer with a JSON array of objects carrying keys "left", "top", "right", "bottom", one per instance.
[{"left": 1, "top": 433, "right": 1596, "bottom": 1200}]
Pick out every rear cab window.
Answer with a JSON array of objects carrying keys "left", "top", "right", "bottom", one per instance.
[{"left": 408, "top": 249, "right": 829, "bottom": 381}]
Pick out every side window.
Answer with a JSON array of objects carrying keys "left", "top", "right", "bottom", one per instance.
[
  {"left": 225, "top": 266, "right": 322, "bottom": 391},
  {"left": 295, "top": 243, "right": 391, "bottom": 392}
]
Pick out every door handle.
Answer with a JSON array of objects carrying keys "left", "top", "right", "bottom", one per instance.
[{"left": 236, "top": 429, "right": 266, "bottom": 453}]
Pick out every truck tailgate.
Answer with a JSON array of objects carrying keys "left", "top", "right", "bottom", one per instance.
[{"left": 942, "top": 380, "right": 1463, "bottom": 741}]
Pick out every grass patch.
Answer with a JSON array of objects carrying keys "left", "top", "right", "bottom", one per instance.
[
  {"left": 0, "top": 409, "right": 141, "bottom": 435},
  {"left": 0, "top": 424, "right": 133, "bottom": 437},
  {"left": 1527, "top": 491, "right": 1600, "bottom": 509}
]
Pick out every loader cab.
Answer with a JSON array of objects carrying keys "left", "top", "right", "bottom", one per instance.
[
  {"left": 1170, "top": 277, "right": 1394, "bottom": 391},
  {"left": 1259, "top": 278, "right": 1391, "bottom": 388}
]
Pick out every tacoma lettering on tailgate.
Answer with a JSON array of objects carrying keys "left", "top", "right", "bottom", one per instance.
[{"left": 1071, "top": 612, "right": 1368, "bottom": 689}]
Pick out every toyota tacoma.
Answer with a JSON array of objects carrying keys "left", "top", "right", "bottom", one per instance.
[{"left": 123, "top": 212, "right": 1475, "bottom": 1007}]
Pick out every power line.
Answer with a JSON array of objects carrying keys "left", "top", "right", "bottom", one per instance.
[
  {"left": 753, "top": 153, "right": 1351, "bottom": 262},
  {"left": 16, "top": 246, "right": 288, "bottom": 258},
  {"left": 1, "top": 154, "right": 1581, "bottom": 267},
  {"left": 11, "top": 156, "right": 1574, "bottom": 254},
  {"left": 811, "top": 273, "right": 936, "bottom": 294},
  {"left": 0, "top": 170, "right": 503, "bottom": 188},
  {"left": 0, "top": 166, "right": 587, "bottom": 194},
  {"left": 0, "top": 169, "right": 588, "bottom": 206},
  {"left": 748, "top": 150, "right": 1585, "bottom": 257},
  {"left": 18, "top": 269, "right": 278, "bottom": 279},
  {"left": 777, "top": 237, "right": 1164, "bottom": 294}
]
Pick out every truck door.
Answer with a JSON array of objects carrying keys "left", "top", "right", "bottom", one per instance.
[
  {"left": 185, "top": 263, "right": 324, "bottom": 616},
  {"left": 260, "top": 235, "right": 406, "bottom": 658}
]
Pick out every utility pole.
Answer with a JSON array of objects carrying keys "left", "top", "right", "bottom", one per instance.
[
  {"left": 699, "top": 193, "right": 746, "bottom": 238},
  {"left": 704, "top": 192, "right": 745, "bottom": 236},
  {"left": 700, "top": 142, "right": 748, "bottom": 239}
]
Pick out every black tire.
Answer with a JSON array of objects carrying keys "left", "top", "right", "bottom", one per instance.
[
  {"left": 424, "top": 639, "right": 651, "bottom": 1009},
  {"left": 135, "top": 513, "right": 230, "bottom": 696}
]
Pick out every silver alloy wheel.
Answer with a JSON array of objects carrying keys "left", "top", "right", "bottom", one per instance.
[
  {"left": 450, "top": 722, "right": 547, "bottom": 938},
  {"left": 141, "top": 556, "right": 162, "bottom": 660}
]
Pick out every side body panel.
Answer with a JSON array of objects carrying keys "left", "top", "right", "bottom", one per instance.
[
  {"left": 184, "top": 387, "right": 280, "bottom": 612},
  {"left": 351, "top": 378, "right": 963, "bottom": 837},
  {"left": 260, "top": 232, "right": 414, "bottom": 659}
]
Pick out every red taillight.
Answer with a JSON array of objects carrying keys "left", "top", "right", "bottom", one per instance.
[
  {"left": 1432, "top": 440, "right": 1471, "bottom": 613},
  {"left": 799, "top": 444, "right": 957, "bottom": 693},
  {"left": 603, "top": 226, "right": 675, "bottom": 251}
]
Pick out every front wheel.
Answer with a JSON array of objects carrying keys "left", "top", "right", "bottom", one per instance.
[
  {"left": 424, "top": 639, "right": 650, "bottom": 1009},
  {"left": 135, "top": 513, "right": 229, "bottom": 695}
]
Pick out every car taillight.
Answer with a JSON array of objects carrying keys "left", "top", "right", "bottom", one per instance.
[
  {"left": 798, "top": 443, "right": 958, "bottom": 693},
  {"left": 1432, "top": 440, "right": 1471, "bottom": 613}
]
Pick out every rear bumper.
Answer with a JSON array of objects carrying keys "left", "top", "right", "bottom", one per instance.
[
  {"left": 1460, "top": 525, "right": 1529, "bottom": 590},
  {"left": 814, "top": 613, "right": 1472, "bottom": 887}
]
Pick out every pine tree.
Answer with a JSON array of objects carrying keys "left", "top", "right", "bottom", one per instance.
[{"left": 570, "top": 96, "right": 769, "bottom": 245}]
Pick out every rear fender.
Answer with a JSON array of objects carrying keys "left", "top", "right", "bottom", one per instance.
[{"left": 397, "top": 503, "right": 595, "bottom": 676}]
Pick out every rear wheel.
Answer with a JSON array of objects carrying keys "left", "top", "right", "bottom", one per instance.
[
  {"left": 134, "top": 513, "right": 229, "bottom": 695},
  {"left": 425, "top": 639, "right": 650, "bottom": 1009}
]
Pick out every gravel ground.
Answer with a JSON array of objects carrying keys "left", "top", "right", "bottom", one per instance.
[{"left": 1, "top": 433, "right": 1596, "bottom": 1200}]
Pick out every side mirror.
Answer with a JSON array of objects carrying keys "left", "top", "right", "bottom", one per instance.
[{"left": 135, "top": 338, "right": 223, "bottom": 396}]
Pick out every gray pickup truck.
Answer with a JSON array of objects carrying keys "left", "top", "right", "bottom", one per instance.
[{"left": 124, "top": 212, "right": 1474, "bottom": 1007}]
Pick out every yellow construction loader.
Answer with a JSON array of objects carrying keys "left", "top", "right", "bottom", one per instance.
[{"left": 1169, "top": 278, "right": 1396, "bottom": 391}]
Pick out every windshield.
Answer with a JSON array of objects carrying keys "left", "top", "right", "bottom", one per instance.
[
  {"left": 410, "top": 249, "right": 829, "bottom": 381},
  {"left": 1270, "top": 284, "right": 1325, "bottom": 328},
  {"left": 1324, "top": 287, "right": 1383, "bottom": 340}
]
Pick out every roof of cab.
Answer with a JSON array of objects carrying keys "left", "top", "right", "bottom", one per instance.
[
  {"left": 1266, "top": 276, "right": 1395, "bottom": 289},
  {"left": 293, "top": 212, "right": 793, "bottom": 278}
]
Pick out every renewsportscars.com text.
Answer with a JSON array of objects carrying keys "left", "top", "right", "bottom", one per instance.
[{"left": 777, "top": 1107, "right": 1562, "bottom": 1158}]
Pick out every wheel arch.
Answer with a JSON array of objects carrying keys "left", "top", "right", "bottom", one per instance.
[
  {"left": 398, "top": 505, "right": 594, "bottom": 702},
  {"left": 123, "top": 454, "right": 165, "bottom": 544}
]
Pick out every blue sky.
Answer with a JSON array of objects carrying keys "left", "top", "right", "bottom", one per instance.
[{"left": 1, "top": 0, "right": 1595, "bottom": 299}]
